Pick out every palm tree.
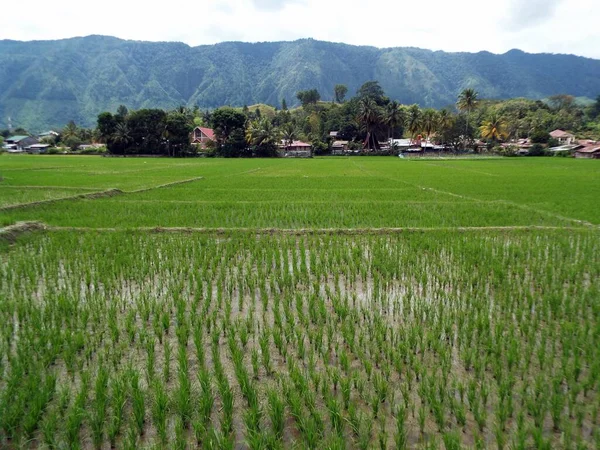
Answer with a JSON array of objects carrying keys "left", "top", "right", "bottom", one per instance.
[
  {"left": 383, "top": 101, "right": 405, "bottom": 145},
  {"left": 457, "top": 88, "right": 479, "bottom": 148},
  {"left": 113, "top": 122, "right": 132, "bottom": 155},
  {"left": 280, "top": 122, "right": 298, "bottom": 150},
  {"left": 246, "top": 117, "right": 281, "bottom": 155},
  {"left": 61, "top": 121, "right": 79, "bottom": 141},
  {"left": 358, "top": 98, "right": 382, "bottom": 151},
  {"left": 436, "top": 109, "right": 454, "bottom": 145},
  {"left": 480, "top": 112, "right": 509, "bottom": 143},
  {"left": 405, "top": 105, "right": 422, "bottom": 145},
  {"left": 421, "top": 109, "right": 438, "bottom": 145}
]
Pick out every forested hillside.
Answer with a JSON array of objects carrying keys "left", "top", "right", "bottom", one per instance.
[{"left": 1, "top": 35, "right": 599, "bottom": 131}]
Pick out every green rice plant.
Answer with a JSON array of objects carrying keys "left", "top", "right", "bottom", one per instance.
[
  {"left": 122, "top": 419, "right": 139, "bottom": 450},
  {"left": 442, "top": 430, "right": 461, "bottom": 450},
  {"left": 204, "top": 426, "right": 235, "bottom": 450},
  {"left": 219, "top": 381, "right": 234, "bottom": 435},
  {"left": 259, "top": 329, "right": 272, "bottom": 375},
  {"left": 23, "top": 373, "right": 56, "bottom": 438},
  {"left": 163, "top": 340, "right": 171, "bottom": 383},
  {"left": 146, "top": 336, "right": 156, "bottom": 382},
  {"left": 267, "top": 389, "right": 285, "bottom": 440},
  {"left": 174, "top": 367, "right": 193, "bottom": 427},
  {"left": 130, "top": 372, "right": 146, "bottom": 436},
  {"left": 173, "top": 416, "right": 187, "bottom": 450},
  {"left": 40, "top": 406, "right": 59, "bottom": 449},
  {"left": 394, "top": 405, "right": 408, "bottom": 450},
  {"left": 108, "top": 374, "right": 128, "bottom": 446},
  {"left": 151, "top": 379, "right": 169, "bottom": 445},
  {"left": 326, "top": 396, "right": 344, "bottom": 436},
  {"left": 89, "top": 366, "right": 109, "bottom": 448},
  {"left": 340, "top": 376, "right": 351, "bottom": 410}
]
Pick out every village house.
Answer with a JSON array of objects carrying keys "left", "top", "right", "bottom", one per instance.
[
  {"left": 575, "top": 146, "right": 600, "bottom": 159},
  {"left": 331, "top": 140, "right": 350, "bottom": 155},
  {"left": 191, "top": 127, "right": 215, "bottom": 148},
  {"left": 26, "top": 143, "right": 51, "bottom": 154},
  {"left": 4, "top": 135, "right": 39, "bottom": 152},
  {"left": 550, "top": 129, "right": 576, "bottom": 145},
  {"left": 279, "top": 140, "right": 312, "bottom": 157}
]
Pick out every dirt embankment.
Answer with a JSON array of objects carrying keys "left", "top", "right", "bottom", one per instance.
[{"left": 0, "top": 188, "right": 123, "bottom": 212}]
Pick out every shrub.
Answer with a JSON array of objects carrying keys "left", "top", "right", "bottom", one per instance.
[
  {"left": 528, "top": 143, "right": 547, "bottom": 156},
  {"left": 530, "top": 130, "right": 550, "bottom": 144},
  {"left": 497, "top": 145, "right": 519, "bottom": 157}
]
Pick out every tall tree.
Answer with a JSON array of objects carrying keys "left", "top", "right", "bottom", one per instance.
[
  {"left": 113, "top": 122, "right": 132, "bottom": 155},
  {"left": 296, "top": 89, "right": 321, "bottom": 108},
  {"left": 116, "top": 105, "right": 129, "bottom": 121},
  {"left": 164, "top": 112, "right": 194, "bottom": 157},
  {"left": 97, "top": 112, "right": 116, "bottom": 144},
  {"left": 421, "top": 109, "right": 439, "bottom": 144},
  {"left": 357, "top": 81, "right": 387, "bottom": 105},
  {"left": 281, "top": 122, "right": 298, "bottom": 149},
  {"left": 62, "top": 121, "right": 79, "bottom": 141},
  {"left": 210, "top": 107, "right": 247, "bottom": 156},
  {"left": 436, "top": 109, "right": 455, "bottom": 145},
  {"left": 406, "top": 105, "right": 423, "bottom": 144},
  {"left": 383, "top": 101, "right": 404, "bottom": 143},
  {"left": 334, "top": 84, "right": 348, "bottom": 103},
  {"left": 457, "top": 88, "right": 479, "bottom": 148},
  {"left": 281, "top": 98, "right": 288, "bottom": 111},
  {"left": 358, "top": 98, "right": 382, "bottom": 150},
  {"left": 480, "top": 112, "right": 509, "bottom": 143}
]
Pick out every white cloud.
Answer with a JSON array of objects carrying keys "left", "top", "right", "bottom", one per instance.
[{"left": 0, "top": 0, "right": 598, "bottom": 58}]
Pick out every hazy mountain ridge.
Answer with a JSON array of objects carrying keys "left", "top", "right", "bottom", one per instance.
[{"left": 1, "top": 35, "right": 599, "bottom": 131}]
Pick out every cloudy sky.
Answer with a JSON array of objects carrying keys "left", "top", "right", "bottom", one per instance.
[{"left": 1, "top": 0, "right": 599, "bottom": 58}]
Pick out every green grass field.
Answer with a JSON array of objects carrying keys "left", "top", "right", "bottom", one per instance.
[{"left": 1, "top": 155, "right": 599, "bottom": 449}]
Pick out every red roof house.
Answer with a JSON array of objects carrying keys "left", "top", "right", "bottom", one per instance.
[{"left": 191, "top": 127, "right": 215, "bottom": 148}]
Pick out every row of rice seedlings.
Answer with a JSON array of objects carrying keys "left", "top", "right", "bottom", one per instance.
[{"left": 0, "top": 230, "right": 598, "bottom": 447}]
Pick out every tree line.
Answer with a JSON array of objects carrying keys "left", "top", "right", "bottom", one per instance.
[{"left": 4, "top": 82, "right": 599, "bottom": 157}]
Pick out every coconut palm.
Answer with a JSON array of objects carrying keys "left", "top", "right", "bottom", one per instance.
[
  {"left": 421, "top": 109, "right": 438, "bottom": 144},
  {"left": 280, "top": 122, "right": 298, "bottom": 150},
  {"left": 61, "top": 121, "right": 79, "bottom": 141},
  {"left": 480, "top": 112, "right": 509, "bottom": 143},
  {"left": 358, "top": 98, "right": 382, "bottom": 150},
  {"left": 113, "top": 122, "right": 132, "bottom": 155},
  {"left": 246, "top": 117, "right": 281, "bottom": 147},
  {"left": 383, "top": 101, "right": 405, "bottom": 144},
  {"left": 457, "top": 88, "right": 479, "bottom": 148},
  {"left": 436, "top": 109, "right": 454, "bottom": 145},
  {"left": 405, "top": 105, "right": 422, "bottom": 144}
]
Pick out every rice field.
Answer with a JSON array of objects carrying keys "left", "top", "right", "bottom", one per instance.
[{"left": 0, "top": 155, "right": 599, "bottom": 449}]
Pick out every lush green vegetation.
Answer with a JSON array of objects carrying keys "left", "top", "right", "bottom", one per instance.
[
  {"left": 2, "top": 36, "right": 600, "bottom": 131},
  {"left": 1, "top": 156, "right": 599, "bottom": 226},
  {"left": 1, "top": 156, "right": 599, "bottom": 448},
  {"left": 1, "top": 230, "right": 599, "bottom": 448}
]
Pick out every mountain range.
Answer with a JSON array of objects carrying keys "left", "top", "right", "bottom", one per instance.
[{"left": 1, "top": 35, "right": 600, "bottom": 132}]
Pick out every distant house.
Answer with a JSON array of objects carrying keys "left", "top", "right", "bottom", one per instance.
[
  {"left": 191, "top": 127, "right": 215, "bottom": 148},
  {"left": 279, "top": 140, "right": 312, "bottom": 157},
  {"left": 390, "top": 139, "right": 412, "bottom": 149},
  {"left": 550, "top": 129, "right": 575, "bottom": 145},
  {"left": 4, "top": 135, "right": 39, "bottom": 151},
  {"left": 329, "top": 131, "right": 339, "bottom": 138},
  {"left": 331, "top": 140, "right": 349, "bottom": 155},
  {"left": 26, "top": 143, "right": 51, "bottom": 154},
  {"left": 575, "top": 147, "right": 600, "bottom": 159}
]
